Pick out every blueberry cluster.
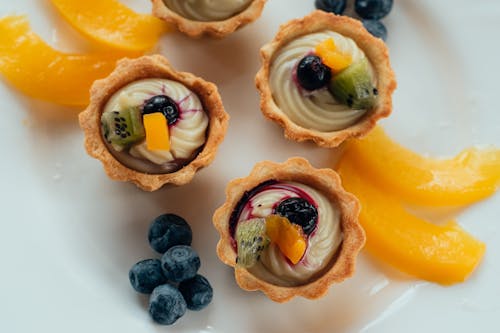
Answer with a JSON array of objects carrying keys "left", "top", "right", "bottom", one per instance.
[
  {"left": 129, "top": 214, "right": 213, "bottom": 325},
  {"left": 315, "top": 0, "right": 393, "bottom": 41}
]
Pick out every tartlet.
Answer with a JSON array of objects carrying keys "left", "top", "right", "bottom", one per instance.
[
  {"left": 151, "top": 0, "right": 267, "bottom": 38},
  {"left": 255, "top": 10, "right": 397, "bottom": 147},
  {"left": 79, "top": 55, "right": 229, "bottom": 191},
  {"left": 213, "top": 157, "right": 365, "bottom": 302}
]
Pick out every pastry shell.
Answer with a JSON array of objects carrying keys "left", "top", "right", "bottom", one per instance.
[
  {"left": 151, "top": 0, "right": 267, "bottom": 38},
  {"left": 79, "top": 55, "right": 229, "bottom": 191},
  {"left": 255, "top": 10, "right": 397, "bottom": 147},
  {"left": 213, "top": 157, "right": 365, "bottom": 302}
]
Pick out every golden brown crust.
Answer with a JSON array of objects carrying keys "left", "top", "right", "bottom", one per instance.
[
  {"left": 78, "top": 55, "right": 229, "bottom": 191},
  {"left": 151, "top": 0, "right": 267, "bottom": 38},
  {"left": 255, "top": 10, "right": 397, "bottom": 147},
  {"left": 213, "top": 157, "right": 365, "bottom": 302}
]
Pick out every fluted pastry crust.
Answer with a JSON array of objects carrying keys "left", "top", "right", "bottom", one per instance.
[
  {"left": 79, "top": 55, "right": 229, "bottom": 191},
  {"left": 255, "top": 11, "right": 397, "bottom": 147},
  {"left": 213, "top": 157, "right": 365, "bottom": 302},
  {"left": 151, "top": 0, "right": 267, "bottom": 38}
]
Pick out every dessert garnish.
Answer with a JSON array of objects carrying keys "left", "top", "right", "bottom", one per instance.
[
  {"left": 49, "top": 0, "right": 168, "bottom": 51},
  {"left": 129, "top": 213, "right": 213, "bottom": 325},
  {"left": 337, "top": 155, "right": 486, "bottom": 285},
  {"left": 343, "top": 126, "right": 500, "bottom": 206},
  {"left": 0, "top": 16, "right": 139, "bottom": 106},
  {"left": 315, "top": 0, "right": 394, "bottom": 40}
]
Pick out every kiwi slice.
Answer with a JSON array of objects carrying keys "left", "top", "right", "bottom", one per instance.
[
  {"left": 101, "top": 106, "right": 145, "bottom": 151},
  {"left": 235, "top": 218, "right": 270, "bottom": 268},
  {"left": 328, "top": 58, "right": 378, "bottom": 110}
]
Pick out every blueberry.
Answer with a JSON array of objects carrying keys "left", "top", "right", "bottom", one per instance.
[
  {"left": 362, "top": 19, "right": 387, "bottom": 41},
  {"left": 178, "top": 274, "right": 213, "bottom": 311},
  {"left": 315, "top": 0, "right": 347, "bottom": 15},
  {"left": 275, "top": 197, "right": 318, "bottom": 235},
  {"left": 143, "top": 95, "right": 179, "bottom": 125},
  {"left": 148, "top": 284, "right": 186, "bottom": 325},
  {"left": 296, "top": 55, "right": 332, "bottom": 91},
  {"left": 129, "top": 259, "right": 167, "bottom": 294},
  {"left": 355, "top": 0, "right": 393, "bottom": 20},
  {"left": 148, "top": 214, "right": 192, "bottom": 254},
  {"left": 161, "top": 245, "right": 201, "bottom": 282}
]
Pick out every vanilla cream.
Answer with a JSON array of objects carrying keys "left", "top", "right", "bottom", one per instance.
[
  {"left": 269, "top": 30, "right": 376, "bottom": 132},
  {"left": 163, "top": 0, "right": 252, "bottom": 21},
  {"left": 237, "top": 182, "right": 343, "bottom": 287},
  {"left": 102, "top": 78, "right": 208, "bottom": 171}
]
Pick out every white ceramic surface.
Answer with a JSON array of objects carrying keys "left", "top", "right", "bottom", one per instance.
[{"left": 0, "top": 1, "right": 498, "bottom": 332}]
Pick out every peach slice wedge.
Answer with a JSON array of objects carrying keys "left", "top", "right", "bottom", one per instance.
[
  {"left": 0, "top": 16, "right": 138, "bottom": 106},
  {"left": 337, "top": 157, "right": 486, "bottom": 285},
  {"left": 50, "top": 0, "right": 169, "bottom": 52},
  {"left": 343, "top": 126, "right": 500, "bottom": 206}
]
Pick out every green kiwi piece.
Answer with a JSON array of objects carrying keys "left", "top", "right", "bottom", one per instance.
[
  {"left": 328, "top": 58, "right": 378, "bottom": 110},
  {"left": 235, "top": 218, "right": 270, "bottom": 268},
  {"left": 101, "top": 106, "right": 145, "bottom": 151}
]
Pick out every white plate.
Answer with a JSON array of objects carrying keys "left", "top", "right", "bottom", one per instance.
[{"left": 1, "top": 0, "right": 498, "bottom": 332}]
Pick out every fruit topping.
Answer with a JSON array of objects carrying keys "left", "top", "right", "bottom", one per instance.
[
  {"left": 101, "top": 106, "right": 145, "bottom": 151},
  {"left": 315, "top": 38, "right": 352, "bottom": 73},
  {"left": 148, "top": 214, "right": 193, "bottom": 254},
  {"left": 275, "top": 197, "right": 318, "bottom": 235},
  {"left": 149, "top": 284, "right": 187, "bottom": 325},
  {"left": 161, "top": 245, "right": 201, "bottom": 283},
  {"left": 49, "top": 0, "right": 168, "bottom": 52},
  {"left": 337, "top": 157, "right": 486, "bottom": 285},
  {"left": 315, "top": 0, "right": 347, "bottom": 15},
  {"left": 265, "top": 215, "right": 307, "bottom": 265},
  {"left": 362, "top": 19, "right": 388, "bottom": 41},
  {"left": 143, "top": 95, "right": 180, "bottom": 125},
  {"left": 129, "top": 259, "right": 167, "bottom": 294},
  {"left": 178, "top": 274, "right": 213, "bottom": 311},
  {"left": 328, "top": 58, "right": 378, "bottom": 109},
  {"left": 296, "top": 55, "right": 332, "bottom": 91},
  {"left": 0, "top": 16, "right": 138, "bottom": 106},
  {"left": 355, "top": 0, "right": 393, "bottom": 20},
  {"left": 235, "top": 218, "right": 270, "bottom": 268},
  {"left": 143, "top": 113, "right": 171, "bottom": 151}
]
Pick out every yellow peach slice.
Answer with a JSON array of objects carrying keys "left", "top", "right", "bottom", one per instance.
[
  {"left": 266, "top": 215, "right": 307, "bottom": 265},
  {"left": 0, "top": 16, "right": 138, "bottom": 106},
  {"left": 343, "top": 126, "right": 500, "bottom": 206},
  {"left": 337, "top": 157, "right": 486, "bottom": 285},
  {"left": 143, "top": 113, "right": 170, "bottom": 151},
  {"left": 50, "top": 0, "right": 169, "bottom": 52}
]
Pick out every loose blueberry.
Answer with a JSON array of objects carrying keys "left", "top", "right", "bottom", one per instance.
[
  {"left": 355, "top": 0, "right": 393, "bottom": 20},
  {"left": 148, "top": 284, "right": 187, "bottom": 325},
  {"left": 178, "top": 274, "right": 213, "bottom": 311},
  {"left": 161, "top": 245, "right": 201, "bottom": 282},
  {"left": 143, "top": 95, "right": 179, "bottom": 125},
  {"left": 148, "top": 214, "right": 192, "bottom": 254},
  {"left": 362, "top": 19, "right": 387, "bottom": 41},
  {"left": 315, "top": 0, "right": 347, "bottom": 15},
  {"left": 275, "top": 197, "right": 318, "bottom": 235},
  {"left": 129, "top": 259, "right": 167, "bottom": 294},
  {"left": 296, "top": 55, "right": 332, "bottom": 91}
]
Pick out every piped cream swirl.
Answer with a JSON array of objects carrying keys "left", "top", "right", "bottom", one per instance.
[
  {"left": 163, "top": 0, "right": 252, "bottom": 21},
  {"left": 238, "top": 182, "right": 343, "bottom": 287},
  {"left": 269, "top": 30, "right": 375, "bottom": 132},
  {"left": 103, "top": 79, "right": 208, "bottom": 169}
]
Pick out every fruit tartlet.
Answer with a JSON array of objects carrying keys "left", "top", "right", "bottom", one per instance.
[
  {"left": 255, "top": 10, "right": 396, "bottom": 147},
  {"left": 213, "top": 157, "right": 365, "bottom": 302},
  {"left": 151, "top": 0, "right": 267, "bottom": 38},
  {"left": 79, "top": 55, "right": 229, "bottom": 191}
]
